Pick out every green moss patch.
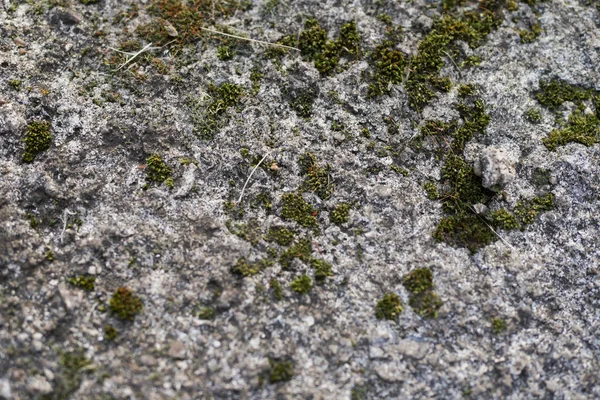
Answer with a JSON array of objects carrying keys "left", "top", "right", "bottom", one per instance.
[
  {"left": 310, "top": 258, "right": 333, "bottom": 284},
  {"left": 290, "top": 274, "right": 312, "bottom": 294},
  {"left": 375, "top": 293, "right": 403, "bottom": 320},
  {"left": 23, "top": 121, "right": 52, "bottom": 163},
  {"left": 144, "top": 154, "right": 173, "bottom": 189},
  {"left": 280, "top": 193, "right": 318, "bottom": 228},
  {"left": 296, "top": 19, "right": 361, "bottom": 75},
  {"left": 109, "top": 287, "right": 143, "bottom": 320},
  {"left": 298, "top": 152, "right": 334, "bottom": 200},
  {"left": 189, "top": 82, "right": 244, "bottom": 139},
  {"left": 403, "top": 269, "right": 442, "bottom": 318},
  {"left": 330, "top": 203, "right": 350, "bottom": 225},
  {"left": 543, "top": 111, "right": 599, "bottom": 150},
  {"left": 67, "top": 275, "right": 96, "bottom": 291},
  {"left": 268, "top": 359, "right": 294, "bottom": 383},
  {"left": 279, "top": 238, "right": 312, "bottom": 270}
]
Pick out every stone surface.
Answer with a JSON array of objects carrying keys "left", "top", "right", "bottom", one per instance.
[{"left": 1, "top": 0, "right": 600, "bottom": 399}]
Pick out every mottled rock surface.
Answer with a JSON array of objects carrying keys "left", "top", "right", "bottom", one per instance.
[{"left": 1, "top": 0, "right": 600, "bottom": 399}]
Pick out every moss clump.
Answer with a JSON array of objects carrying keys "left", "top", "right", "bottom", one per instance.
[
  {"left": 298, "top": 18, "right": 327, "bottom": 58},
  {"left": 458, "top": 83, "right": 476, "bottom": 97},
  {"left": 490, "top": 208, "right": 520, "bottom": 230},
  {"left": 310, "top": 258, "right": 333, "bottom": 284},
  {"left": 441, "top": 154, "right": 491, "bottom": 213},
  {"left": 518, "top": 23, "right": 542, "bottom": 43},
  {"left": 536, "top": 78, "right": 591, "bottom": 109},
  {"left": 297, "top": 19, "right": 361, "bottom": 75},
  {"left": 144, "top": 154, "right": 173, "bottom": 189},
  {"left": 268, "top": 359, "right": 294, "bottom": 383},
  {"left": 9, "top": 79, "right": 21, "bottom": 90},
  {"left": 109, "top": 287, "right": 143, "bottom": 320},
  {"left": 289, "top": 90, "right": 316, "bottom": 118},
  {"left": 298, "top": 153, "right": 334, "bottom": 200},
  {"left": 104, "top": 325, "right": 118, "bottom": 341},
  {"left": 402, "top": 268, "right": 434, "bottom": 294},
  {"left": 542, "top": 111, "right": 600, "bottom": 150},
  {"left": 524, "top": 108, "right": 542, "bottom": 123},
  {"left": 514, "top": 193, "right": 555, "bottom": 225},
  {"left": 330, "top": 203, "right": 350, "bottom": 225},
  {"left": 290, "top": 275, "right": 312, "bottom": 295},
  {"left": 231, "top": 257, "right": 273, "bottom": 277},
  {"left": 423, "top": 182, "right": 439, "bottom": 200},
  {"left": 491, "top": 317, "right": 506, "bottom": 334},
  {"left": 279, "top": 238, "right": 312, "bottom": 270},
  {"left": 433, "top": 214, "right": 494, "bottom": 253},
  {"left": 22, "top": 121, "right": 52, "bottom": 163},
  {"left": 265, "top": 226, "right": 295, "bottom": 246},
  {"left": 375, "top": 293, "right": 403, "bottom": 320},
  {"left": 269, "top": 278, "right": 283, "bottom": 301},
  {"left": 67, "top": 275, "right": 96, "bottom": 291},
  {"left": 190, "top": 82, "right": 244, "bottom": 139},
  {"left": 368, "top": 0, "right": 507, "bottom": 107},
  {"left": 280, "top": 193, "right": 318, "bottom": 228},
  {"left": 408, "top": 291, "right": 443, "bottom": 319},
  {"left": 197, "top": 306, "right": 215, "bottom": 320}
]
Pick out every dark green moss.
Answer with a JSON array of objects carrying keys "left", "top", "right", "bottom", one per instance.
[
  {"left": 231, "top": 257, "right": 273, "bottom": 277},
  {"left": 536, "top": 78, "right": 591, "bottom": 109},
  {"left": 268, "top": 359, "right": 294, "bottom": 383},
  {"left": 310, "top": 258, "right": 333, "bottom": 284},
  {"left": 298, "top": 153, "right": 334, "bottom": 200},
  {"left": 518, "top": 23, "right": 542, "bottom": 43},
  {"left": 298, "top": 19, "right": 361, "bottom": 75},
  {"left": 543, "top": 111, "right": 599, "bottom": 150},
  {"left": 375, "top": 293, "right": 403, "bottom": 320},
  {"left": 9, "top": 79, "right": 21, "bottom": 90},
  {"left": 423, "top": 182, "right": 439, "bottom": 200},
  {"left": 514, "top": 193, "right": 555, "bottom": 225},
  {"left": 190, "top": 82, "right": 244, "bottom": 139},
  {"left": 217, "top": 44, "right": 236, "bottom": 60},
  {"left": 489, "top": 208, "right": 520, "bottom": 230},
  {"left": 458, "top": 83, "right": 476, "bottom": 97},
  {"left": 144, "top": 154, "right": 173, "bottom": 189},
  {"left": 279, "top": 238, "right": 312, "bottom": 270},
  {"left": 22, "top": 121, "right": 52, "bottom": 163},
  {"left": 524, "top": 108, "right": 542, "bottom": 123},
  {"left": 298, "top": 18, "right": 327, "bottom": 58},
  {"left": 109, "top": 287, "right": 143, "bottom": 320},
  {"left": 433, "top": 214, "right": 494, "bottom": 253},
  {"left": 280, "top": 193, "right": 318, "bottom": 228},
  {"left": 45, "top": 249, "right": 54, "bottom": 262},
  {"left": 289, "top": 91, "right": 316, "bottom": 118},
  {"left": 269, "top": 278, "right": 283, "bottom": 301},
  {"left": 67, "top": 275, "right": 96, "bottom": 291},
  {"left": 197, "top": 306, "right": 215, "bottom": 320},
  {"left": 441, "top": 154, "right": 491, "bottom": 214},
  {"left": 409, "top": 291, "right": 442, "bottom": 319},
  {"left": 104, "top": 325, "right": 118, "bottom": 341},
  {"left": 491, "top": 317, "right": 506, "bottom": 334},
  {"left": 290, "top": 275, "right": 312, "bottom": 294},
  {"left": 338, "top": 21, "right": 361, "bottom": 56},
  {"left": 330, "top": 203, "right": 350, "bottom": 225},
  {"left": 403, "top": 268, "right": 434, "bottom": 294},
  {"left": 265, "top": 226, "right": 295, "bottom": 246}
]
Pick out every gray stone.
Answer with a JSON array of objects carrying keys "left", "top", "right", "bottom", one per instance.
[{"left": 474, "top": 147, "right": 516, "bottom": 190}]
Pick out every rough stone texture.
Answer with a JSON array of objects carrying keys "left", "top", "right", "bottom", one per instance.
[
  {"left": 474, "top": 146, "right": 516, "bottom": 190},
  {"left": 1, "top": 0, "right": 600, "bottom": 399}
]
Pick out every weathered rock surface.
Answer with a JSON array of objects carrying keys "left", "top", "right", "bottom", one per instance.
[{"left": 1, "top": 0, "right": 600, "bottom": 399}]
